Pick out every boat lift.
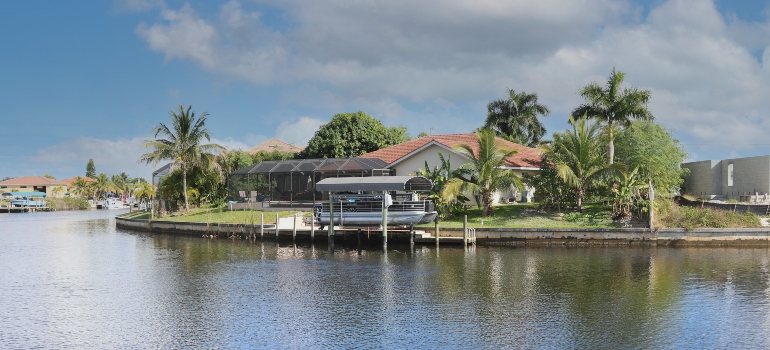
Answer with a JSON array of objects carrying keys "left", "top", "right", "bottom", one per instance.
[{"left": 315, "top": 176, "right": 434, "bottom": 248}]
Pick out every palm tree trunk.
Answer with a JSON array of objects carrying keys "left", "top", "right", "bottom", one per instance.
[
  {"left": 182, "top": 163, "right": 189, "bottom": 212},
  {"left": 607, "top": 121, "right": 614, "bottom": 164}
]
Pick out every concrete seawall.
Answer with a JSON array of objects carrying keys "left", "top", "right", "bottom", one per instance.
[{"left": 115, "top": 217, "right": 770, "bottom": 246}]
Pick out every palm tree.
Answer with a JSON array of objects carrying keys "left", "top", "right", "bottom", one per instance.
[
  {"left": 444, "top": 128, "right": 523, "bottom": 217},
  {"left": 92, "top": 173, "right": 114, "bottom": 200},
  {"left": 140, "top": 105, "right": 224, "bottom": 211},
  {"left": 572, "top": 68, "right": 653, "bottom": 164},
  {"left": 71, "top": 176, "right": 91, "bottom": 198},
  {"left": 134, "top": 180, "right": 157, "bottom": 207},
  {"left": 540, "top": 116, "right": 620, "bottom": 210},
  {"left": 485, "top": 89, "right": 550, "bottom": 147}
]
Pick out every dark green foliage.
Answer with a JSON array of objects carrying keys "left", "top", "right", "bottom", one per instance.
[
  {"left": 300, "top": 111, "right": 410, "bottom": 158},
  {"left": 417, "top": 153, "right": 468, "bottom": 219},
  {"left": 485, "top": 89, "right": 550, "bottom": 147},
  {"left": 86, "top": 159, "right": 96, "bottom": 178},
  {"left": 614, "top": 121, "right": 688, "bottom": 195},
  {"left": 523, "top": 159, "right": 574, "bottom": 211}
]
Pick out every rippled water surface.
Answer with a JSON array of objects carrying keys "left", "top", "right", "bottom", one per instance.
[{"left": 3, "top": 210, "right": 770, "bottom": 348}]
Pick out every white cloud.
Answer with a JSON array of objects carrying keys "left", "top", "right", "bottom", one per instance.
[
  {"left": 28, "top": 136, "right": 248, "bottom": 180},
  {"left": 30, "top": 137, "right": 155, "bottom": 179},
  {"left": 274, "top": 117, "right": 324, "bottom": 146},
  {"left": 134, "top": 0, "right": 770, "bottom": 161}
]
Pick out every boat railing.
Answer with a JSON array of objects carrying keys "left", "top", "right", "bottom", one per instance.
[{"left": 320, "top": 199, "right": 432, "bottom": 213}]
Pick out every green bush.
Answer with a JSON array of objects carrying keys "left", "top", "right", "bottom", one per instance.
[{"left": 48, "top": 197, "right": 90, "bottom": 210}]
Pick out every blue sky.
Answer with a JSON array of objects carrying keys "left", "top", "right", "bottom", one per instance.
[{"left": 3, "top": 0, "right": 770, "bottom": 180}]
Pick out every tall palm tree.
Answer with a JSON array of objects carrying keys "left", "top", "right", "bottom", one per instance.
[
  {"left": 92, "top": 173, "right": 114, "bottom": 200},
  {"left": 485, "top": 89, "right": 550, "bottom": 147},
  {"left": 444, "top": 128, "right": 523, "bottom": 217},
  {"left": 572, "top": 68, "right": 653, "bottom": 164},
  {"left": 71, "top": 176, "right": 91, "bottom": 198},
  {"left": 540, "top": 116, "right": 619, "bottom": 210},
  {"left": 140, "top": 105, "right": 224, "bottom": 211}
]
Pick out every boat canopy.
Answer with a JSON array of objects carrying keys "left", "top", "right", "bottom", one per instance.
[
  {"left": 2, "top": 191, "right": 47, "bottom": 198},
  {"left": 315, "top": 176, "right": 433, "bottom": 192}
]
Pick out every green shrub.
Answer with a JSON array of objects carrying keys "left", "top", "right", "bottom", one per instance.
[
  {"left": 725, "top": 199, "right": 739, "bottom": 204},
  {"left": 48, "top": 197, "right": 90, "bottom": 210}
]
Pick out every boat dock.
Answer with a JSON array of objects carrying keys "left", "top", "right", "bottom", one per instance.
[{"left": 0, "top": 206, "right": 53, "bottom": 213}]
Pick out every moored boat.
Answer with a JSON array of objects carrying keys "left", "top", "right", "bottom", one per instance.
[{"left": 316, "top": 194, "right": 437, "bottom": 226}]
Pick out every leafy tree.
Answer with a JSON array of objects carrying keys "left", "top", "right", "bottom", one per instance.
[
  {"left": 523, "top": 159, "right": 575, "bottom": 212},
  {"left": 86, "top": 159, "right": 96, "bottom": 178},
  {"left": 444, "top": 128, "right": 523, "bottom": 217},
  {"left": 541, "top": 116, "right": 619, "bottom": 210},
  {"left": 43, "top": 174, "right": 56, "bottom": 179},
  {"left": 300, "top": 111, "right": 410, "bottom": 158},
  {"left": 572, "top": 68, "right": 653, "bottom": 164},
  {"left": 140, "top": 105, "right": 225, "bottom": 211},
  {"left": 416, "top": 131, "right": 429, "bottom": 138},
  {"left": 614, "top": 121, "right": 688, "bottom": 195},
  {"left": 610, "top": 167, "right": 647, "bottom": 221},
  {"left": 485, "top": 89, "right": 550, "bottom": 147}
]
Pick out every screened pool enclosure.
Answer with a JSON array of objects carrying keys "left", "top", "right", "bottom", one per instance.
[{"left": 227, "top": 158, "right": 393, "bottom": 207}]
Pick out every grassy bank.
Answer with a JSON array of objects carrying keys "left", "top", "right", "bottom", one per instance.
[
  {"left": 418, "top": 203, "right": 622, "bottom": 229},
  {"left": 121, "top": 207, "right": 301, "bottom": 225},
  {"left": 656, "top": 199, "right": 761, "bottom": 230}
]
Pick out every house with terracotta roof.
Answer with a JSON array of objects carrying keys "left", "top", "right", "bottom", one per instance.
[
  {"left": 247, "top": 138, "right": 305, "bottom": 154},
  {"left": 359, "top": 133, "right": 542, "bottom": 203},
  {"left": 0, "top": 176, "right": 68, "bottom": 198}
]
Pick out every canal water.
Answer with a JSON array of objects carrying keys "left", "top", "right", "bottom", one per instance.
[{"left": 2, "top": 210, "right": 770, "bottom": 349}]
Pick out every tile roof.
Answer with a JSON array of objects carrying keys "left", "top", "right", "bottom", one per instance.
[
  {"left": 358, "top": 133, "right": 541, "bottom": 168},
  {"left": 0, "top": 175, "right": 68, "bottom": 186},
  {"left": 247, "top": 138, "right": 305, "bottom": 154}
]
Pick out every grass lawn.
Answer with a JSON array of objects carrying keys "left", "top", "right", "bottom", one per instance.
[
  {"left": 120, "top": 207, "right": 302, "bottom": 225},
  {"left": 120, "top": 203, "right": 620, "bottom": 229},
  {"left": 419, "top": 203, "right": 622, "bottom": 229}
]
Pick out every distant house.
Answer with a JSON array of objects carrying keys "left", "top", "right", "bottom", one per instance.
[
  {"left": 682, "top": 155, "right": 770, "bottom": 200},
  {"left": 0, "top": 176, "right": 68, "bottom": 198},
  {"left": 358, "top": 133, "right": 542, "bottom": 203},
  {"left": 247, "top": 138, "right": 305, "bottom": 155}
]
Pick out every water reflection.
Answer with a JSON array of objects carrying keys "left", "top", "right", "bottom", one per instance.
[{"left": 3, "top": 210, "right": 770, "bottom": 348}]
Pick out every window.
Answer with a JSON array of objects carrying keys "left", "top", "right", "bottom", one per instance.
[
  {"left": 728, "top": 164, "right": 734, "bottom": 187},
  {"left": 20, "top": 186, "right": 27, "bottom": 188}
]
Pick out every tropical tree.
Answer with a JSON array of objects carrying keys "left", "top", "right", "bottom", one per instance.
[
  {"left": 134, "top": 181, "right": 157, "bottom": 206},
  {"left": 444, "top": 128, "right": 523, "bottom": 217},
  {"left": 417, "top": 153, "right": 467, "bottom": 219},
  {"left": 111, "top": 173, "right": 131, "bottom": 197},
  {"left": 614, "top": 120, "right": 688, "bottom": 194},
  {"left": 71, "top": 176, "right": 91, "bottom": 198},
  {"left": 540, "top": 116, "right": 620, "bottom": 210},
  {"left": 92, "top": 173, "right": 114, "bottom": 200},
  {"left": 300, "top": 111, "right": 410, "bottom": 158},
  {"left": 572, "top": 68, "right": 653, "bottom": 164},
  {"left": 485, "top": 89, "right": 550, "bottom": 147},
  {"left": 140, "top": 105, "right": 224, "bottom": 211},
  {"left": 86, "top": 159, "right": 96, "bottom": 178}
]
